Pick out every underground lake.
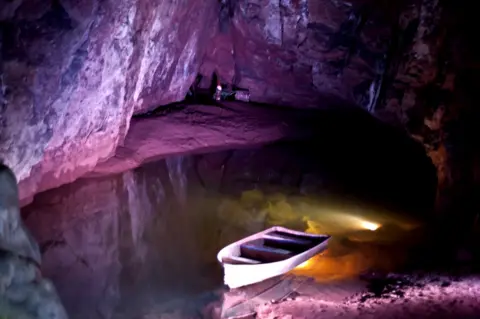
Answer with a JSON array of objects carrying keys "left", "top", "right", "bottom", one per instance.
[{"left": 21, "top": 114, "right": 438, "bottom": 318}]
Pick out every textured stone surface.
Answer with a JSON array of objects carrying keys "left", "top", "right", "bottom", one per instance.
[
  {"left": 200, "top": 0, "right": 405, "bottom": 108},
  {"left": 199, "top": 0, "right": 480, "bottom": 223},
  {"left": 0, "top": 164, "right": 40, "bottom": 265},
  {"left": 88, "top": 102, "right": 317, "bottom": 179},
  {"left": 375, "top": 0, "right": 480, "bottom": 229},
  {"left": 0, "top": 0, "right": 217, "bottom": 203},
  {"left": 0, "top": 0, "right": 478, "bottom": 222},
  {"left": 85, "top": 103, "right": 436, "bottom": 216},
  {"left": 0, "top": 164, "right": 67, "bottom": 319}
]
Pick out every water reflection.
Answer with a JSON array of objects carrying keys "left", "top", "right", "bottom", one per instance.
[
  {"left": 23, "top": 159, "right": 230, "bottom": 318},
  {"left": 213, "top": 189, "right": 424, "bottom": 283},
  {"left": 21, "top": 140, "right": 434, "bottom": 318}
]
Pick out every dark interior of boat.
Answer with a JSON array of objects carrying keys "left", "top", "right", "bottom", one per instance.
[{"left": 223, "top": 231, "right": 329, "bottom": 265}]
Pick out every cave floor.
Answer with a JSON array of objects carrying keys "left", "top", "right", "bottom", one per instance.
[
  {"left": 130, "top": 272, "right": 480, "bottom": 319},
  {"left": 248, "top": 273, "right": 480, "bottom": 319}
]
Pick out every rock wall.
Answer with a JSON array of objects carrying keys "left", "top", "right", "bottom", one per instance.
[
  {"left": 376, "top": 0, "right": 480, "bottom": 229},
  {"left": 0, "top": 163, "right": 67, "bottom": 318},
  {"left": 0, "top": 0, "right": 217, "bottom": 202},
  {"left": 200, "top": 0, "right": 407, "bottom": 108},
  {"left": 0, "top": 0, "right": 477, "bottom": 219},
  {"left": 199, "top": 0, "right": 479, "bottom": 222}
]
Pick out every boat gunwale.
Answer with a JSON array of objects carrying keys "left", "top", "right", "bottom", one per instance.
[{"left": 217, "top": 226, "right": 330, "bottom": 267}]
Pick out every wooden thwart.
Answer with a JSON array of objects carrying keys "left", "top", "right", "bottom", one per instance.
[
  {"left": 221, "top": 256, "right": 261, "bottom": 265},
  {"left": 240, "top": 240, "right": 297, "bottom": 263}
]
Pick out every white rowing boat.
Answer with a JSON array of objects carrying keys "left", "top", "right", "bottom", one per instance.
[{"left": 217, "top": 226, "right": 330, "bottom": 288}]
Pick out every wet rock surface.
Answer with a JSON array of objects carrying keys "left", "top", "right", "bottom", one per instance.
[
  {"left": 84, "top": 101, "right": 436, "bottom": 215},
  {"left": 358, "top": 272, "right": 413, "bottom": 300},
  {"left": 0, "top": 164, "right": 67, "bottom": 318},
  {"left": 0, "top": 0, "right": 217, "bottom": 203},
  {"left": 199, "top": 0, "right": 480, "bottom": 228},
  {"left": 201, "top": 0, "right": 409, "bottom": 108},
  {"left": 87, "top": 102, "right": 317, "bottom": 182},
  {"left": 1, "top": 0, "right": 478, "bottom": 226},
  {"left": 1, "top": 1, "right": 478, "bottom": 317}
]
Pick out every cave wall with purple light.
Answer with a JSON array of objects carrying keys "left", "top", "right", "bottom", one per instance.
[
  {"left": 200, "top": 0, "right": 480, "bottom": 224},
  {"left": 201, "top": 0, "right": 397, "bottom": 108},
  {"left": 0, "top": 0, "right": 478, "bottom": 221},
  {"left": 1, "top": 1, "right": 480, "bottom": 318},
  {"left": 0, "top": 0, "right": 218, "bottom": 203}
]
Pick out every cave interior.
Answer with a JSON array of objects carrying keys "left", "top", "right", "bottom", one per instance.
[{"left": 1, "top": 0, "right": 480, "bottom": 318}]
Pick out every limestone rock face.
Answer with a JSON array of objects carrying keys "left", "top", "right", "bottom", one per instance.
[
  {"left": 0, "top": 0, "right": 478, "bottom": 219},
  {"left": 200, "top": 0, "right": 405, "bottom": 108},
  {"left": 0, "top": 0, "right": 217, "bottom": 203},
  {"left": 0, "top": 164, "right": 67, "bottom": 319},
  {"left": 0, "top": 164, "right": 40, "bottom": 265},
  {"left": 199, "top": 0, "right": 479, "bottom": 221},
  {"left": 376, "top": 0, "right": 480, "bottom": 221}
]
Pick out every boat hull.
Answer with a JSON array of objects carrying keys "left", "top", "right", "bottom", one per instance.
[{"left": 217, "top": 226, "right": 330, "bottom": 288}]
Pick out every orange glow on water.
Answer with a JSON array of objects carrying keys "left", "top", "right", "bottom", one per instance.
[
  {"left": 214, "top": 190, "right": 422, "bottom": 283},
  {"left": 295, "top": 258, "right": 314, "bottom": 269}
]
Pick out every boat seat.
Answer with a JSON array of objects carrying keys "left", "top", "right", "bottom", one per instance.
[
  {"left": 269, "top": 231, "right": 328, "bottom": 244},
  {"left": 222, "top": 256, "right": 261, "bottom": 265},
  {"left": 264, "top": 232, "right": 314, "bottom": 244},
  {"left": 269, "top": 231, "right": 325, "bottom": 242},
  {"left": 240, "top": 240, "right": 296, "bottom": 263},
  {"left": 263, "top": 234, "right": 315, "bottom": 253}
]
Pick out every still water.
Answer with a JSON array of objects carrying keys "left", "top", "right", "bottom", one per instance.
[{"left": 21, "top": 138, "right": 436, "bottom": 318}]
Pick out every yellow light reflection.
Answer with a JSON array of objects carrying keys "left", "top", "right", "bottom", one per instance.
[
  {"left": 358, "top": 220, "right": 381, "bottom": 231},
  {"left": 295, "top": 258, "right": 313, "bottom": 269},
  {"left": 215, "top": 189, "right": 420, "bottom": 283}
]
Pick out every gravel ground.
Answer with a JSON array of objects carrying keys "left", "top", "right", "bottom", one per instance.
[
  {"left": 126, "top": 272, "right": 480, "bottom": 319},
  {"left": 255, "top": 273, "right": 480, "bottom": 319}
]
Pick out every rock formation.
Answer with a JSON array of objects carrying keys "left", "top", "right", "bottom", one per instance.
[
  {"left": 0, "top": 0, "right": 478, "bottom": 221},
  {"left": 201, "top": 0, "right": 396, "bottom": 108},
  {"left": 199, "top": 0, "right": 479, "bottom": 224},
  {"left": 0, "top": 163, "right": 67, "bottom": 318},
  {"left": 376, "top": 0, "right": 479, "bottom": 230},
  {"left": 0, "top": 0, "right": 218, "bottom": 202},
  {"left": 1, "top": 1, "right": 478, "bottom": 318}
]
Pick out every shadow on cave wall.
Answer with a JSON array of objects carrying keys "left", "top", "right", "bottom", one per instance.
[
  {"left": 206, "top": 106, "right": 438, "bottom": 218},
  {"left": 111, "top": 99, "right": 439, "bottom": 219}
]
